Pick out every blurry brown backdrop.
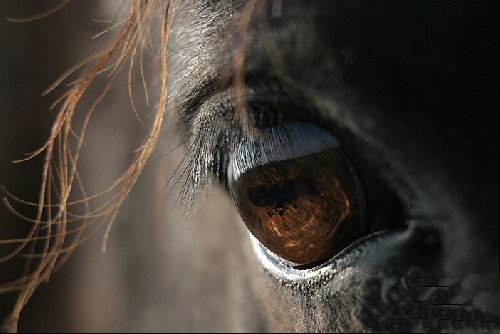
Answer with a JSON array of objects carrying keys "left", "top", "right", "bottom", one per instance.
[
  {"left": 0, "top": 1, "right": 117, "bottom": 331},
  {"left": 0, "top": 1, "right": 255, "bottom": 332}
]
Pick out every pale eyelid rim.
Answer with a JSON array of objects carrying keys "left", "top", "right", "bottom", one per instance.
[{"left": 249, "top": 224, "right": 414, "bottom": 285}]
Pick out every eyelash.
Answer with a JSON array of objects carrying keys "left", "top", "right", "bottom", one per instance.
[
  {"left": 171, "top": 83, "right": 315, "bottom": 213},
  {"left": 171, "top": 83, "right": 407, "bottom": 244}
]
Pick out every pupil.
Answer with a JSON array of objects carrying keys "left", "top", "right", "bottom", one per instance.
[{"left": 247, "top": 177, "right": 316, "bottom": 207}]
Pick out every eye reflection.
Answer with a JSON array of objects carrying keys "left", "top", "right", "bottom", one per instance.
[{"left": 228, "top": 123, "right": 366, "bottom": 267}]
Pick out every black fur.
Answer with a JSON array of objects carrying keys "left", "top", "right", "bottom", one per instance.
[{"left": 171, "top": 1, "right": 499, "bottom": 331}]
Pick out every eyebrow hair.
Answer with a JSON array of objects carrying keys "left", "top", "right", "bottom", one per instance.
[
  {"left": 167, "top": 3, "right": 239, "bottom": 115},
  {"left": 168, "top": 2, "right": 309, "bottom": 135}
]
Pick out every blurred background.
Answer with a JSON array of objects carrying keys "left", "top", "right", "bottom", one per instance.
[
  {"left": 0, "top": 1, "right": 104, "bottom": 331},
  {"left": 0, "top": 1, "right": 254, "bottom": 332}
]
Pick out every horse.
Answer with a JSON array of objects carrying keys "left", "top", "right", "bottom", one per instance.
[{"left": 0, "top": 1, "right": 498, "bottom": 332}]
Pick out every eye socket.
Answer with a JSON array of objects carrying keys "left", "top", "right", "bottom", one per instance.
[{"left": 228, "top": 122, "right": 366, "bottom": 267}]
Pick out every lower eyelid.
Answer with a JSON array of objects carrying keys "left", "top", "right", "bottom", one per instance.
[{"left": 249, "top": 223, "right": 399, "bottom": 282}]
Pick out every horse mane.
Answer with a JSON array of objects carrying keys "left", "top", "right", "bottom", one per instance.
[{"left": 0, "top": 1, "right": 171, "bottom": 332}]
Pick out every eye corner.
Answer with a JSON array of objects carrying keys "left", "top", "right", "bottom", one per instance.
[{"left": 346, "top": 150, "right": 408, "bottom": 234}]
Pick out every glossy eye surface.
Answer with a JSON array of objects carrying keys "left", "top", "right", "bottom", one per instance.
[{"left": 228, "top": 123, "right": 366, "bottom": 267}]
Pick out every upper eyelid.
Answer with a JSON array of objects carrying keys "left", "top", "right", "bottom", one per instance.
[
  {"left": 178, "top": 83, "right": 336, "bottom": 203},
  {"left": 176, "top": 77, "right": 223, "bottom": 128},
  {"left": 169, "top": 89, "right": 243, "bottom": 211},
  {"left": 172, "top": 83, "right": 305, "bottom": 210}
]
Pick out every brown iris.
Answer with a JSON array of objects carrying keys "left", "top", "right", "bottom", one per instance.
[{"left": 228, "top": 124, "right": 365, "bottom": 266}]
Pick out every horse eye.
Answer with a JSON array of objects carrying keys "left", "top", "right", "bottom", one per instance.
[{"left": 228, "top": 123, "right": 366, "bottom": 267}]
